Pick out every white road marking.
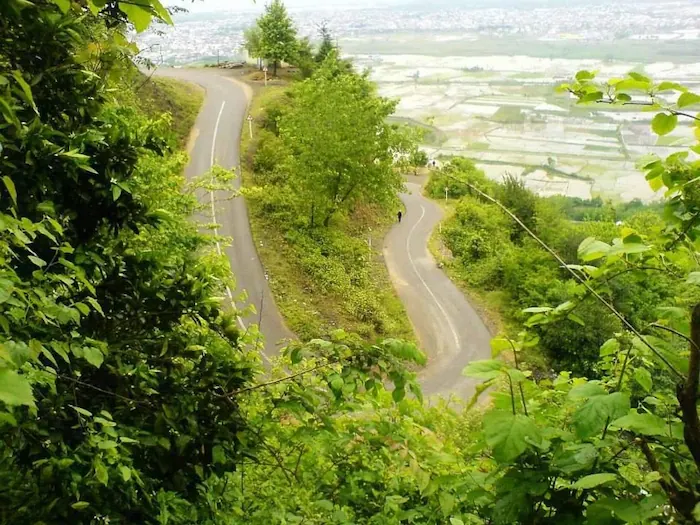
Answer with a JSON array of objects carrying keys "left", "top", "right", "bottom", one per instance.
[
  {"left": 210, "top": 102, "right": 226, "bottom": 255},
  {"left": 405, "top": 202, "right": 461, "bottom": 350},
  {"left": 208, "top": 101, "right": 271, "bottom": 363}
]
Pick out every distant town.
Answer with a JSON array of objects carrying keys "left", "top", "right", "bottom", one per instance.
[{"left": 139, "top": 0, "right": 700, "bottom": 66}]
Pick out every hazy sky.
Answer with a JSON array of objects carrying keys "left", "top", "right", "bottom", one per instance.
[{"left": 168, "top": 0, "right": 409, "bottom": 13}]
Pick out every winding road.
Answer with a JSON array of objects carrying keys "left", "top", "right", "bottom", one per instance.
[
  {"left": 384, "top": 178, "right": 492, "bottom": 399},
  {"left": 157, "top": 68, "right": 491, "bottom": 397},
  {"left": 155, "top": 68, "right": 293, "bottom": 360}
]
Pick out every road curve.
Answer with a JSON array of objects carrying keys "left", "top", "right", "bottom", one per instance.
[
  {"left": 156, "top": 68, "right": 489, "bottom": 396},
  {"left": 384, "top": 177, "right": 492, "bottom": 399},
  {"left": 155, "top": 68, "right": 293, "bottom": 359}
]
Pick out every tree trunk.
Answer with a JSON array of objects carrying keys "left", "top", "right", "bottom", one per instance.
[
  {"left": 678, "top": 303, "right": 700, "bottom": 470},
  {"left": 273, "top": 60, "right": 278, "bottom": 76}
]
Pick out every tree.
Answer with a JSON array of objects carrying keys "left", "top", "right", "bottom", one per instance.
[
  {"left": 316, "top": 22, "right": 335, "bottom": 63},
  {"left": 243, "top": 25, "right": 263, "bottom": 70},
  {"left": 279, "top": 59, "right": 411, "bottom": 227},
  {"left": 257, "top": 0, "right": 297, "bottom": 76},
  {"left": 409, "top": 148, "right": 429, "bottom": 174},
  {"left": 293, "top": 36, "right": 315, "bottom": 78},
  {"left": 0, "top": 1, "right": 255, "bottom": 521},
  {"left": 496, "top": 173, "right": 538, "bottom": 241}
]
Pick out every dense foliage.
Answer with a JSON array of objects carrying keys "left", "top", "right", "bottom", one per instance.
[
  {"left": 0, "top": 1, "right": 421, "bottom": 522},
  {"left": 4, "top": 1, "right": 700, "bottom": 523},
  {"left": 427, "top": 159, "right": 677, "bottom": 375},
  {"left": 256, "top": 0, "right": 297, "bottom": 76}
]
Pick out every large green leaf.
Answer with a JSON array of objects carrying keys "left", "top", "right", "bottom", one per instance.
[
  {"left": 51, "top": 0, "right": 71, "bottom": 13},
  {"left": 463, "top": 359, "right": 505, "bottom": 380},
  {"left": 490, "top": 337, "right": 512, "bottom": 357},
  {"left": 578, "top": 237, "right": 610, "bottom": 262},
  {"left": 149, "top": 0, "right": 173, "bottom": 25},
  {"left": 572, "top": 472, "right": 617, "bottom": 489},
  {"left": 611, "top": 412, "right": 667, "bottom": 437},
  {"left": 633, "top": 368, "right": 652, "bottom": 392},
  {"left": 651, "top": 113, "right": 677, "bottom": 136},
  {"left": 2, "top": 176, "right": 17, "bottom": 207},
  {"left": 439, "top": 491, "right": 455, "bottom": 516},
  {"left": 0, "top": 369, "right": 35, "bottom": 407},
  {"left": 82, "top": 346, "right": 104, "bottom": 368},
  {"left": 118, "top": 3, "right": 153, "bottom": 32},
  {"left": 12, "top": 71, "right": 37, "bottom": 114},
  {"left": 599, "top": 338, "right": 620, "bottom": 358},
  {"left": 483, "top": 412, "right": 541, "bottom": 462},
  {"left": 568, "top": 381, "right": 607, "bottom": 399},
  {"left": 552, "top": 443, "right": 597, "bottom": 474},
  {"left": 677, "top": 92, "right": 700, "bottom": 108},
  {"left": 573, "top": 392, "right": 629, "bottom": 439}
]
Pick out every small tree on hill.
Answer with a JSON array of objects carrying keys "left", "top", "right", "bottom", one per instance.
[
  {"left": 316, "top": 22, "right": 335, "bottom": 63},
  {"left": 257, "top": 0, "right": 297, "bottom": 76}
]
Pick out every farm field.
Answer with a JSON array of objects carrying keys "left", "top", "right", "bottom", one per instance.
[{"left": 352, "top": 52, "right": 700, "bottom": 201}]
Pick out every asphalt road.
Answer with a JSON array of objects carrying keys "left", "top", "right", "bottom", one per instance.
[
  {"left": 154, "top": 68, "right": 293, "bottom": 359},
  {"left": 155, "top": 68, "right": 491, "bottom": 397},
  {"left": 384, "top": 178, "right": 492, "bottom": 399}
]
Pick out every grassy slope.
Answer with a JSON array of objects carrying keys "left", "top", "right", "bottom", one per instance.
[
  {"left": 132, "top": 75, "right": 204, "bottom": 148},
  {"left": 241, "top": 83, "right": 414, "bottom": 342}
]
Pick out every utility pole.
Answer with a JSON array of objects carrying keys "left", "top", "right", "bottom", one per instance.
[
  {"left": 247, "top": 115, "right": 253, "bottom": 139},
  {"left": 217, "top": 50, "right": 220, "bottom": 67}
]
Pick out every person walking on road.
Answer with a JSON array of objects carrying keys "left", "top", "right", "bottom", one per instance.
[{"left": 398, "top": 210, "right": 403, "bottom": 223}]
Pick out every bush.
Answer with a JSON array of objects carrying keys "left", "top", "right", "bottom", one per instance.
[
  {"left": 425, "top": 158, "right": 496, "bottom": 200},
  {"left": 252, "top": 129, "right": 288, "bottom": 177},
  {"left": 443, "top": 198, "right": 511, "bottom": 264},
  {"left": 496, "top": 174, "right": 537, "bottom": 240},
  {"left": 430, "top": 157, "right": 672, "bottom": 376}
]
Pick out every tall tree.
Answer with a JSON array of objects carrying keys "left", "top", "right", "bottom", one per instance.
[
  {"left": 279, "top": 58, "right": 411, "bottom": 227},
  {"left": 315, "top": 22, "right": 335, "bottom": 63},
  {"left": 257, "top": 0, "right": 297, "bottom": 76}
]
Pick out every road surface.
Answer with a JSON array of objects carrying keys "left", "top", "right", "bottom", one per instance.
[
  {"left": 155, "top": 68, "right": 293, "bottom": 359},
  {"left": 157, "top": 68, "right": 491, "bottom": 397},
  {"left": 384, "top": 178, "right": 492, "bottom": 399}
]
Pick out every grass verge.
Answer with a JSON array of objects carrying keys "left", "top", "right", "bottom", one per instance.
[{"left": 133, "top": 76, "right": 205, "bottom": 148}]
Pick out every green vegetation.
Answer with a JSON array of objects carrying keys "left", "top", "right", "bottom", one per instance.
[
  {"left": 5, "top": 1, "right": 700, "bottom": 523},
  {"left": 427, "top": 159, "right": 674, "bottom": 375},
  {"left": 490, "top": 105, "right": 526, "bottom": 124},
  {"left": 0, "top": 1, "right": 251, "bottom": 520},
  {"left": 0, "top": 1, "right": 422, "bottom": 521},
  {"left": 387, "top": 116, "right": 447, "bottom": 147},
  {"left": 242, "top": 57, "right": 415, "bottom": 341}
]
